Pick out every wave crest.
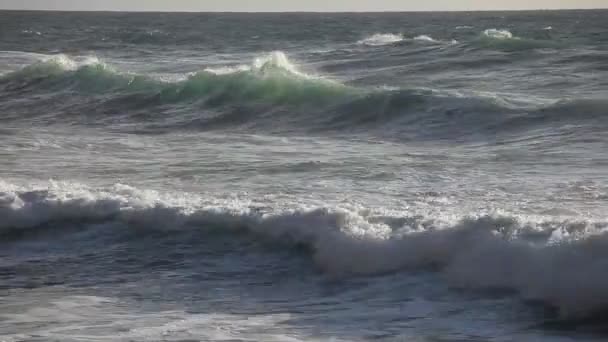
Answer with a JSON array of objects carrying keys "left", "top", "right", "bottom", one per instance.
[
  {"left": 205, "top": 51, "right": 310, "bottom": 78},
  {"left": 6, "top": 54, "right": 103, "bottom": 79}
]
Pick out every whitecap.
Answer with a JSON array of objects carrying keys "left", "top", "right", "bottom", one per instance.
[
  {"left": 482, "top": 28, "right": 514, "bottom": 40},
  {"left": 357, "top": 33, "right": 404, "bottom": 46}
]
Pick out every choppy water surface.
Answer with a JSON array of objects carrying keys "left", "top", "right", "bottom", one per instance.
[{"left": 1, "top": 10, "right": 608, "bottom": 341}]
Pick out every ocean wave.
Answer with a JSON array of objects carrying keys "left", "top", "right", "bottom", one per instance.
[
  {"left": 357, "top": 33, "right": 404, "bottom": 46},
  {"left": 356, "top": 29, "right": 554, "bottom": 50},
  {"left": 2, "top": 180, "right": 608, "bottom": 319},
  {"left": 5, "top": 53, "right": 522, "bottom": 125},
  {"left": 5, "top": 54, "right": 102, "bottom": 78},
  {"left": 357, "top": 33, "right": 453, "bottom": 46},
  {"left": 322, "top": 89, "right": 608, "bottom": 137},
  {"left": 0, "top": 52, "right": 353, "bottom": 105},
  {"left": 483, "top": 29, "right": 514, "bottom": 40},
  {"left": 413, "top": 35, "right": 458, "bottom": 45},
  {"left": 413, "top": 35, "right": 438, "bottom": 43},
  {"left": 475, "top": 28, "right": 557, "bottom": 50},
  {"left": 204, "top": 51, "right": 312, "bottom": 79},
  {"left": 0, "top": 54, "right": 521, "bottom": 120},
  {"left": 1, "top": 53, "right": 605, "bottom": 140},
  {"left": 500, "top": 98, "right": 608, "bottom": 130}
]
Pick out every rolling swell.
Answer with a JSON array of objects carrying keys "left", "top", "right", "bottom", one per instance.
[
  {"left": 1, "top": 53, "right": 605, "bottom": 140},
  {"left": 3, "top": 180, "right": 608, "bottom": 320}
]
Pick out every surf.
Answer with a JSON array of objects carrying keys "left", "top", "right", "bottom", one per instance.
[{"left": 3, "top": 179, "right": 608, "bottom": 320}]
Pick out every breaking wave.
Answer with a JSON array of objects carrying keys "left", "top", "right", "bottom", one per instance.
[
  {"left": 0, "top": 52, "right": 353, "bottom": 105},
  {"left": 2, "top": 180, "right": 608, "bottom": 319}
]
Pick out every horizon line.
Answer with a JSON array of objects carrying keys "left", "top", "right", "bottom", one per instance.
[{"left": 0, "top": 7, "right": 606, "bottom": 14}]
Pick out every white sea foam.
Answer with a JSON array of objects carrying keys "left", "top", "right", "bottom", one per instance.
[
  {"left": 41, "top": 54, "right": 80, "bottom": 70},
  {"left": 358, "top": 33, "right": 454, "bottom": 46},
  {"left": 2, "top": 180, "right": 608, "bottom": 318},
  {"left": 413, "top": 35, "right": 438, "bottom": 43},
  {"left": 482, "top": 29, "right": 515, "bottom": 40},
  {"left": 253, "top": 51, "right": 310, "bottom": 77},
  {"left": 357, "top": 33, "right": 404, "bottom": 46},
  {"left": 22, "top": 29, "right": 42, "bottom": 36},
  {"left": 412, "top": 35, "right": 455, "bottom": 45},
  {"left": 0, "top": 293, "right": 330, "bottom": 342},
  {"left": 5, "top": 54, "right": 108, "bottom": 79},
  {"left": 204, "top": 64, "right": 252, "bottom": 75},
  {"left": 204, "top": 51, "right": 313, "bottom": 79},
  {"left": 37, "top": 54, "right": 102, "bottom": 71}
]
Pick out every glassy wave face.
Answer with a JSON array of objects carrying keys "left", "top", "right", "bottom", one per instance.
[{"left": 1, "top": 10, "right": 608, "bottom": 342}]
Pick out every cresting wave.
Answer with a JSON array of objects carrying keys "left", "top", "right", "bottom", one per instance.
[
  {"left": 0, "top": 52, "right": 353, "bottom": 105},
  {"left": 3, "top": 180, "right": 608, "bottom": 319},
  {"left": 2, "top": 53, "right": 605, "bottom": 138}
]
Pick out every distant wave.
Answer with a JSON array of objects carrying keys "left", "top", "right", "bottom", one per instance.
[
  {"left": 357, "top": 33, "right": 404, "bottom": 46},
  {"left": 356, "top": 29, "right": 555, "bottom": 50},
  {"left": 483, "top": 28, "right": 514, "bottom": 40},
  {"left": 3, "top": 179, "right": 608, "bottom": 319},
  {"left": 414, "top": 35, "right": 458, "bottom": 45},
  {"left": 413, "top": 35, "right": 439, "bottom": 43},
  {"left": 357, "top": 33, "right": 452, "bottom": 46},
  {"left": 21, "top": 29, "right": 42, "bottom": 36},
  {"left": 475, "top": 28, "right": 558, "bottom": 50}
]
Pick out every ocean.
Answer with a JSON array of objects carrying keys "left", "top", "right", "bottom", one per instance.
[{"left": 1, "top": 9, "right": 608, "bottom": 341}]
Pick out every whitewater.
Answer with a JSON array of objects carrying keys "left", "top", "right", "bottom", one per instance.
[{"left": 1, "top": 9, "right": 608, "bottom": 342}]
